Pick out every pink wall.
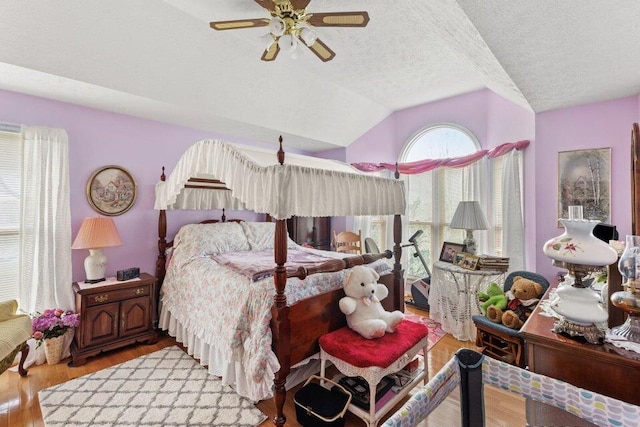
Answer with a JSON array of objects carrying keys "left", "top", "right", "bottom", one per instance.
[
  {"left": 534, "top": 96, "right": 639, "bottom": 280},
  {"left": 4, "top": 86, "right": 638, "bottom": 284},
  {"left": 0, "top": 89, "right": 308, "bottom": 282},
  {"left": 347, "top": 90, "right": 491, "bottom": 163},
  {"left": 346, "top": 89, "right": 535, "bottom": 262}
]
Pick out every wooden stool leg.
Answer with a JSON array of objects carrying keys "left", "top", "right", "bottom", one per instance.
[
  {"left": 423, "top": 344, "right": 429, "bottom": 386},
  {"left": 320, "top": 353, "right": 327, "bottom": 386},
  {"left": 18, "top": 342, "right": 29, "bottom": 377},
  {"left": 368, "top": 380, "right": 377, "bottom": 427}
]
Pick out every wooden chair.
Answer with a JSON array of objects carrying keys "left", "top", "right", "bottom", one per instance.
[
  {"left": 0, "top": 300, "right": 31, "bottom": 377},
  {"left": 472, "top": 271, "right": 550, "bottom": 368},
  {"left": 332, "top": 230, "right": 362, "bottom": 254}
]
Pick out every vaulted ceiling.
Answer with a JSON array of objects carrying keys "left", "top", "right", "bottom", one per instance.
[{"left": 1, "top": 1, "right": 639, "bottom": 151}]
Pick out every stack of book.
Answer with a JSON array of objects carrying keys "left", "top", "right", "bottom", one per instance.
[{"left": 477, "top": 255, "right": 510, "bottom": 271}]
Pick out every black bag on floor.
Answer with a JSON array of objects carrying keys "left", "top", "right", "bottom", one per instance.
[{"left": 294, "top": 375, "right": 352, "bottom": 427}]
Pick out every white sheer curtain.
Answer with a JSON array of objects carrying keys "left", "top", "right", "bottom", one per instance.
[
  {"left": 18, "top": 126, "right": 73, "bottom": 366},
  {"left": 464, "top": 158, "right": 491, "bottom": 255},
  {"left": 501, "top": 149, "right": 525, "bottom": 271}
]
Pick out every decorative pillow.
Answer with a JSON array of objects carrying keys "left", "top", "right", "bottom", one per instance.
[
  {"left": 240, "top": 221, "right": 298, "bottom": 251},
  {"left": 174, "top": 222, "right": 250, "bottom": 257}
]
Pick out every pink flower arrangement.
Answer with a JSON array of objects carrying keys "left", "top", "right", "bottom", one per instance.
[{"left": 31, "top": 308, "right": 80, "bottom": 347}]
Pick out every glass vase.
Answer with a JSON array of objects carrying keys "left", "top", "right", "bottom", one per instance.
[{"left": 610, "top": 235, "right": 640, "bottom": 342}]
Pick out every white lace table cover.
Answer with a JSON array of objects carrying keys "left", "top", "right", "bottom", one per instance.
[{"left": 428, "top": 261, "right": 506, "bottom": 341}]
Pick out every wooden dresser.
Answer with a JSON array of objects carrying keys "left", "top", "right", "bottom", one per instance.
[
  {"left": 70, "top": 273, "right": 158, "bottom": 366},
  {"left": 287, "top": 216, "right": 331, "bottom": 250},
  {"left": 521, "top": 284, "right": 640, "bottom": 424}
]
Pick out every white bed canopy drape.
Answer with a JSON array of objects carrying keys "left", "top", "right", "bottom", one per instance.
[{"left": 155, "top": 139, "right": 406, "bottom": 220}]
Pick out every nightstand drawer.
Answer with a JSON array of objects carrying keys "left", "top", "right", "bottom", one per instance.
[{"left": 86, "top": 285, "right": 150, "bottom": 307}]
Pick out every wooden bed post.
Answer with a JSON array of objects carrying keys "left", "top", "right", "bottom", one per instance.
[
  {"left": 156, "top": 167, "right": 167, "bottom": 286},
  {"left": 272, "top": 220, "right": 290, "bottom": 427},
  {"left": 273, "top": 138, "right": 289, "bottom": 427},
  {"left": 393, "top": 164, "right": 404, "bottom": 312}
]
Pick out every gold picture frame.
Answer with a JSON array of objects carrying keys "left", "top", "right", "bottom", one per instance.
[
  {"left": 459, "top": 253, "right": 479, "bottom": 270},
  {"left": 86, "top": 165, "right": 137, "bottom": 216},
  {"left": 557, "top": 147, "right": 611, "bottom": 226}
]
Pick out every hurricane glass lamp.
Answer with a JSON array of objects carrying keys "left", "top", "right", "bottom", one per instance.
[
  {"left": 542, "top": 206, "right": 617, "bottom": 344},
  {"left": 450, "top": 201, "right": 489, "bottom": 255},
  {"left": 71, "top": 217, "right": 122, "bottom": 283},
  {"left": 610, "top": 235, "right": 640, "bottom": 343}
]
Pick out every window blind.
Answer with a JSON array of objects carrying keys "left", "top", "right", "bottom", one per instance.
[{"left": 0, "top": 129, "right": 22, "bottom": 302}]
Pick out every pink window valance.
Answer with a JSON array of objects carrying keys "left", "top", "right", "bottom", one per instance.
[{"left": 352, "top": 140, "right": 530, "bottom": 175}]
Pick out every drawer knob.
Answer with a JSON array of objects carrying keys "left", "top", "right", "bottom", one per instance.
[
  {"left": 95, "top": 295, "right": 109, "bottom": 303},
  {"left": 134, "top": 288, "right": 145, "bottom": 295}
]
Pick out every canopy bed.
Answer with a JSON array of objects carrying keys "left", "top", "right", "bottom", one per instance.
[{"left": 154, "top": 138, "right": 406, "bottom": 426}]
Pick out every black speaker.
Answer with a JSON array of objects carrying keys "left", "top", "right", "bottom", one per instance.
[{"left": 593, "top": 223, "right": 618, "bottom": 243}]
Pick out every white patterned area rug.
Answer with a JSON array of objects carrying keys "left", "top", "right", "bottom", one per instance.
[{"left": 38, "top": 346, "right": 267, "bottom": 427}]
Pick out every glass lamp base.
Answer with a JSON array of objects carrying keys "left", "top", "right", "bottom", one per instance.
[
  {"left": 610, "top": 315, "right": 640, "bottom": 343},
  {"left": 552, "top": 318, "right": 605, "bottom": 344}
]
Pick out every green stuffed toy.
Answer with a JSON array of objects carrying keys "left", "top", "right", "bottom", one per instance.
[{"left": 477, "top": 282, "right": 507, "bottom": 316}]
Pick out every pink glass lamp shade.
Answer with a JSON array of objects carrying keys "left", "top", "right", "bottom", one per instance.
[{"left": 71, "top": 217, "right": 122, "bottom": 283}]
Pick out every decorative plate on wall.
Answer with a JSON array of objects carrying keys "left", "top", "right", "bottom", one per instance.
[{"left": 86, "top": 165, "right": 137, "bottom": 216}]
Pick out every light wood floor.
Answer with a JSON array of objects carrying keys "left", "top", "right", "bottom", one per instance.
[{"left": 0, "top": 306, "right": 525, "bottom": 427}]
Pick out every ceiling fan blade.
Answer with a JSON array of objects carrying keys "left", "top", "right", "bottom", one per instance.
[
  {"left": 210, "top": 18, "right": 270, "bottom": 30},
  {"left": 261, "top": 42, "right": 280, "bottom": 61},
  {"left": 307, "top": 12, "right": 370, "bottom": 27},
  {"left": 254, "top": 0, "right": 276, "bottom": 11},
  {"left": 290, "top": 0, "right": 311, "bottom": 10},
  {"left": 303, "top": 37, "right": 336, "bottom": 62}
]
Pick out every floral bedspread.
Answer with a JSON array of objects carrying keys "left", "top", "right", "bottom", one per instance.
[
  {"left": 212, "top": 247, "right": 341, "bottom": 281},
  {"left": 161, "top": 245, "right": 391, "bottom": 401}
]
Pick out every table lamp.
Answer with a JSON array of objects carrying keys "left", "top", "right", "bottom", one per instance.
[
  {"left": 450, "top": 201, "right": 489, "bottom": 254},
  {"left": 542, "top": 206, "right": 617, "bottom": 344},
  {"left": 71, "top": 217, "right": 122, "bottom": 283}
]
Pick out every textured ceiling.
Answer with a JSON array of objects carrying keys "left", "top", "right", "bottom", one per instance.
[{"left": 0, "top": 1, "right": 638, "bottom": 151}]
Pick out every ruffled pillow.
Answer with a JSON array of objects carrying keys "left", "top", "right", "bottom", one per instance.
[
  {"left": 240, "top": 221, "right": 298, "bottom": 251},
  {"left": 174, "top": 222, "right": 250, "bottom": 257}
]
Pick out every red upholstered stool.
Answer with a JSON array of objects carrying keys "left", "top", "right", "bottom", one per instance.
[{"left": 319, "top": 320, "right": 429, "bottom": 427}]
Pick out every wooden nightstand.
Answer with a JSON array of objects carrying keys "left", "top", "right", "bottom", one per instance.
[{"left": 70, "top": 272, "right": 158, "bottom": 366}]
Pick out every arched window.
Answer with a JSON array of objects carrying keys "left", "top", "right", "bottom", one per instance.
[{"left": 400, "top": 124, "right": 480, "bottom": 278}]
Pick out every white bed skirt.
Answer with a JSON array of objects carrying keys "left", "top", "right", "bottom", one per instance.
[
  {"left": 159, "top": 304, "right": 277, "bottom": 402},
  {"left": 159, "top": 303, "right": 321, "bottom": 403}
]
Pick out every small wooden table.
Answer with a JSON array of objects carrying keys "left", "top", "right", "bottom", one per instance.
[{"left": 521, "top": 283, "right": 640, "bottom": 425}]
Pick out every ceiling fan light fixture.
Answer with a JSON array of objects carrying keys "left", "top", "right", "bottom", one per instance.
[
  {"left": 269, "top": 17, "right": 286, "bottom": 36},
  {"left": 260, "top": 33, "right": 275, "bottom": 51},
  {"left": 300, "top": 27, "right": 317, "bottom": 46},
  {"left": 290, "top": 40, "right": 304, "bottom": 59},
  {"left": 278, "top": 33, "right": 298, "bottom": 53}
]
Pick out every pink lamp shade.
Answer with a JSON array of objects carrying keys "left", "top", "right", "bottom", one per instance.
[{"left": 72, "top": 217, "right": 122, "bottom": 283}]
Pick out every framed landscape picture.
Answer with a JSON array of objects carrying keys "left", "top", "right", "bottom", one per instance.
[
  {"left": 86, "top": 165, "right": 137, "bottom": 216},
  {"left": 557, "top": 148, "right": 611, "bottom": 226}
]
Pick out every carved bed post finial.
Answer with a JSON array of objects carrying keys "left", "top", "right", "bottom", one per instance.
[
  {"left": 221, "top": 208, "right": 226, "bottom": 222},
  {"left": 277, "top": 135, "right": 285, "bottom": 165},
  {"left": 161, "top": 166, "right": 166, "bottom": 181}
]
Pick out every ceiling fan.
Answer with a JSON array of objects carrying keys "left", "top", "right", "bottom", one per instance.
[{"left": 210, "top": 0, "right": 369, "bottom": 62}]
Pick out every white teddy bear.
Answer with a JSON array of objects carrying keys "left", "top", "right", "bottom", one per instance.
[{"left": 339, "top": 265, "right": 404, "bottom": 339}]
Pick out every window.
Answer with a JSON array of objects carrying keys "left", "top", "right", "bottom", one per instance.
[
  {"left": 401, "top": 124, "right": 480, "bottom": 279},
  {"left": 0, "top": 129, "right": 22, "bottom": 301}
]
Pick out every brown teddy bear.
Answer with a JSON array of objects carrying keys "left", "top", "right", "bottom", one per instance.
[{"left": 486, "top": 276, "right": 544, "bottom": 329}]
